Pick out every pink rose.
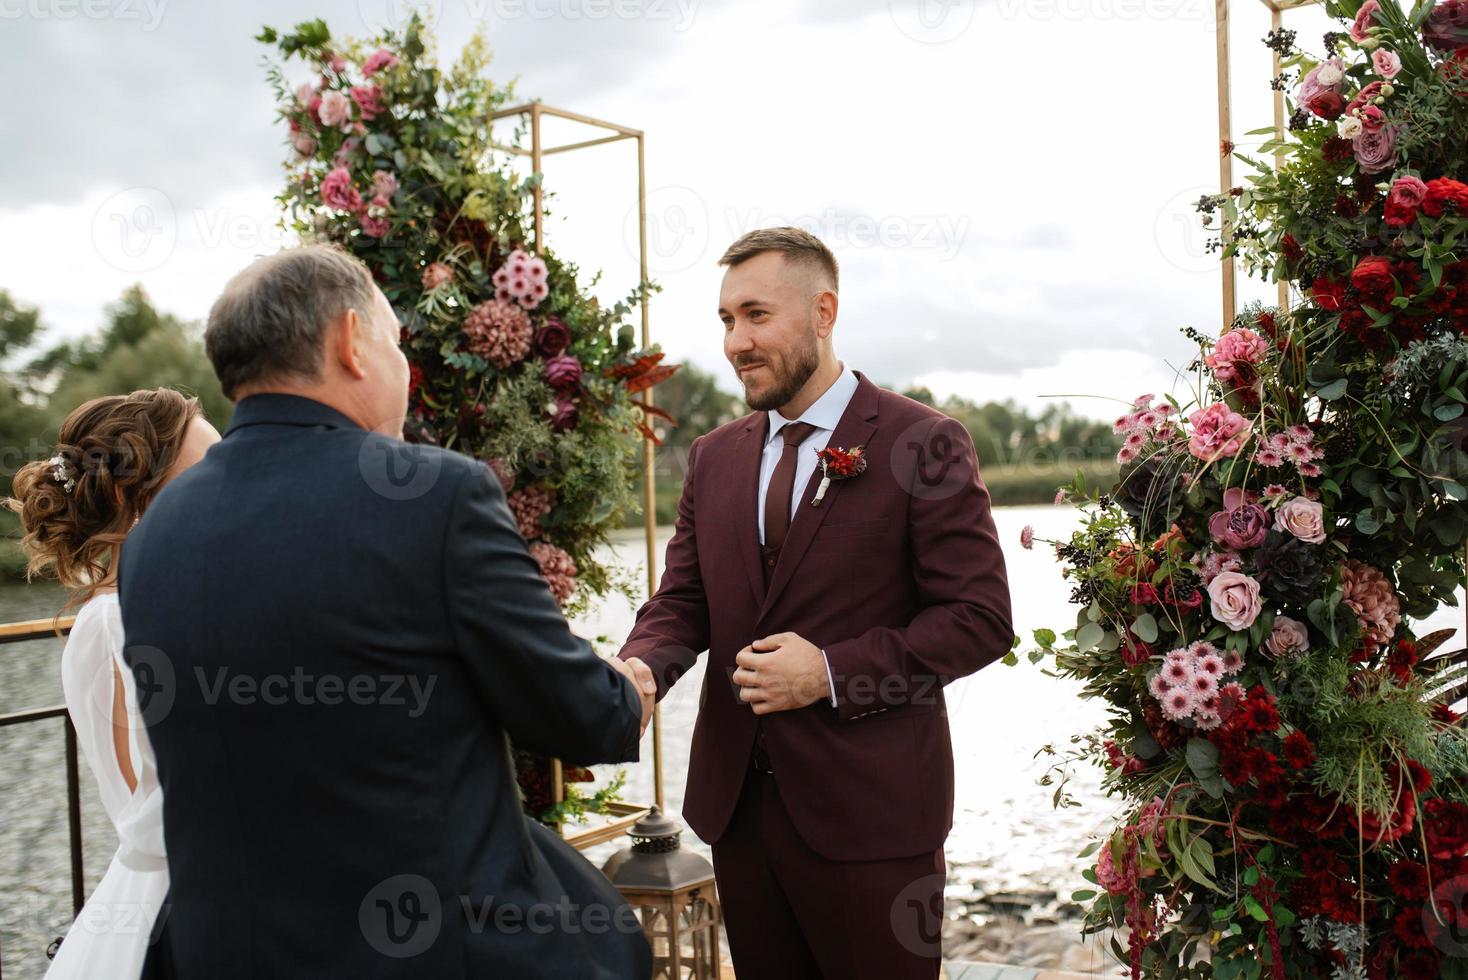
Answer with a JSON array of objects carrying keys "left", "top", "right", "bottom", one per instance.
[
  {"left": 371, "top": 170, "right": 398, "bottom": 200},
  {"left": 318, "top": 89, "right": 352, "bottom": 130},
  {"left": 1373, "top": 48, "right": 1402, "bottom": 79},
  {"left": 1264, "top": 615, "right": 1311, "bottom": 658},
  {"left": 1207, "top": 571, "right": 1263, "bottom": 631},
  {"left": 362, "top": 48, "right": 400, "bottom": 76},
  {"left": 360, "top": 195, "right": 391, "bottom": 238},
  {"left": 1188, "top": 403, "right": 1253, "bottom": 462},
  {"left": 1205, "top": 327, "right": 1270, "bottom": 384},
  {"left": 1209, "top": 487, "right": 1271, "bottom": 549},
  {"left": 1274, "top": 495, "right": 1326, "bottom": 544},
  {"left": 294, "top": 81, "right": 317, "bottom": 106},
  {"left": 1351, "top": 0, "right": 1381, "bottom": 42},
  {"left": 350, "top": 85, "right": 383, "bottom": 121},
  {"left": 421, "top": 263, "right": 454, "bottom": 290},
  {"left": 292, "top": 133, "right": 317, "bottom": 158},
  {"left": 1297, "top": 58, "right": 1344, "bottom": 111},
  {"left": 320, "top": 167, "right": 362, "bottom": 213},
  {"left": 1354, "top": 124, "right": 1398, "bottom": 174}
]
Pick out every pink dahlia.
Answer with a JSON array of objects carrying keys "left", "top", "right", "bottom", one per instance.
[
  {"left": 362, "top": 48, "right": 400, "bottom": 76},
  {"left": 464, "top": 300, "right": 533, "bottom": 369},
  {"left": 508, "top": 484, "right": 555, "bottom": 541},
  {"left": 1340, "top": 559, "right": 1402, "bottom": 651},
  {"left": 1019, "top": 525, "right": 1035, "bottom": 550},
  {"left": 530, "top": 541, "right": 578, "bottom": 606}
]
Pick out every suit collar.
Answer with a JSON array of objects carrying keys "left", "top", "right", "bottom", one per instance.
[
  {"left": 224, "top": 394, "right": 364, "bottom": 437},
  {"left": 765, "top": 364, "right": 860, "bottom": 446},
  {"left": 756, "top": 372, "right": 881, "bottom": 619}
]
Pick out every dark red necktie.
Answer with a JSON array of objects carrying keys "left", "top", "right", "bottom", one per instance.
[{"left": 763, "top": 420, "right": 817, "bottom": 551}]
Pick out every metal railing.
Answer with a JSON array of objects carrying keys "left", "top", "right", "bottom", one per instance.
[{"left": 0, "top": 615, "right": 81, "bottom": 980}]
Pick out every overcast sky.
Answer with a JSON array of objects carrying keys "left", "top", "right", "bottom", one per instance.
[{"left": 0, "top": 0, "right": 1341, "bottom": 420}]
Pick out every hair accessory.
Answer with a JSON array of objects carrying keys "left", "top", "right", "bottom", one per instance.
[{"left": 47, "top": 454, "right": 77, "bottom": 494}]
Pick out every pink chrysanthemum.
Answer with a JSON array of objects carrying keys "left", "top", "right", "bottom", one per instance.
[
  {"left": 1254, "top": 448, "right": 1286, "bottom": 468},
  {"left": 1221, "top": 650, "right": 1244, "bottom": 674},
  {"left": 1299, "top": 462, "right": 1323, "bottom": 477},
  {"left": 1287, "top": 424, "right": 1314, "bottom": 442},
  {"left": 1162, "top": 688, "right": 1194, "bottom": 721},
  {"left": 1148, "top": 673, "right": 1172, "bottom": 700}
]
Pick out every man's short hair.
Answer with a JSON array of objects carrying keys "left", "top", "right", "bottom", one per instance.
[
  {"left": 718, "top": 226, "right": 839, "bottom": 294},
  {"left": 205, "top": 244, "right": 380, "bottom": 399}
]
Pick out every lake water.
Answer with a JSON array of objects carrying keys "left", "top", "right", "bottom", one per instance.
[{"left": 1, "top": 504, "right": 1462, "bottom": 977}]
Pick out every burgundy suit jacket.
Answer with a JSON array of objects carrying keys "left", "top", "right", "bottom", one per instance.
[{"left": 619, "top": 372, "right": 1013, "bottom": 861}]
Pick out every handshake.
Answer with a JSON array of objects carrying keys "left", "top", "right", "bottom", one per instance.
[{"left": 609, "top": 631, "right": 833, "bottom": 737}]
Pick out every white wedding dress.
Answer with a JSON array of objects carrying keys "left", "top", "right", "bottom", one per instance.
[{"left": 46, "top": 591, "right": 169, "bottom": 979}]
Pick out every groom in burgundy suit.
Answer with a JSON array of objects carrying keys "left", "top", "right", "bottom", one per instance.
[{"left": 619, "top": 227, "right": 1014, "bottom": 978}]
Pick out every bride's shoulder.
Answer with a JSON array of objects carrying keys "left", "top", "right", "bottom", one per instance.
[{"left": 65, "top": 592, "right": 122, "bottom": 652}]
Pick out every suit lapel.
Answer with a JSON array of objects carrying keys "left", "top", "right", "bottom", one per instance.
[
  {"left": 757, "top": 374, "right": 880, "bottom": 623},
  {"left": 733, "top": 414, "right": 768, "bottom": 606}
]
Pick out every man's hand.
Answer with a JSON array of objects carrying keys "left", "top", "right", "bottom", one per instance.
[
  {"left": 731, "top": 632, "right": 830, "bottom": 715},
  {"left": 610, "top": 656, "right": 658, "bottom": 735}
]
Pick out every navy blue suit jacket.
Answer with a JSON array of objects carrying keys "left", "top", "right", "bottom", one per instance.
[{"left": 120, "top": 394, "right": 650, "bottom": 978}]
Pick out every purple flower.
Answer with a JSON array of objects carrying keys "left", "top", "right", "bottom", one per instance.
[
  {"left": 1207, "top": 487, "right": 1270, "bottom": 549},
  {"left": 551, "top": 398, "right": 579, "bottom": 432},
  {"left": 1424, "top": 0, "right": 1468, "bottom": 52},
  {"left": 545, "top": 354, "right": 582, "bottom": 393},
  {"left": 1354, "top": 124, "right": 1398, "bottom": 174},
  {"left": 533, "top": 317, "right": 571, "bottom": 358}
]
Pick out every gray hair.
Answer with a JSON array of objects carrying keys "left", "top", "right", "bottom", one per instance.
[{"left": 205, "top": 244, "right": 380, "bottom": 400}]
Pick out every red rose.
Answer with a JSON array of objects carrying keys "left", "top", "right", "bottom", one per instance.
[
  {"left": 1423, "top": 177, "right": 1468, "bottom": 217},
  {"left": 1426, "top": 798, "right": 1468, "bottom": 859},
  {"left": 1280, "top": 235, "right": 1304, "bottom": 263},
  {"left": 1351, "top": 255, "right": 1395, "bottom": 300},
  {"left": 1347, "top": 81, "right": 1386, "bottom": 116},
  {"left": 1306, "top": 90, "right": 1345, "bottom": 120},
  {"left": 1311, "top": 277, "right": 1345, "bottom": 311}
]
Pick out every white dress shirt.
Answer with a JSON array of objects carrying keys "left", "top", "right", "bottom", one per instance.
[
  {"left": 756, "top": 363, "right": 860, "bottom": 544},
  {"left": 754, "top": 363, "right": 859, "bottom": 708}
]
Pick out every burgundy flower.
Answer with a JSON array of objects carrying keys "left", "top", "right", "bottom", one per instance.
[
  {"left": 533, "top": 316, "right": 571, "bottom": 357},
  {"left": 545, "top": 354, "right": 582, "bottom": 392},
  {"left": 1426, "top": 798, "right": 1468, "bottom": 859},
  {"left": 1351, "top": 255, "right": 1395, "bottom": 301},
  {"left": 1425, "top": 0, "right": 1468, "bottom": 52},
  {"left": 551, "top": 397, "right": 579, "bottom": 433},
  {"left": 1311, "top": 277, "right": 1344, "bottom": 311}
]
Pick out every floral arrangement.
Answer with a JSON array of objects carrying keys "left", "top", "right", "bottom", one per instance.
[
  {"left": 259, "top": 17, "right": 675, "bottom": 826},
  {"left": 1019, "top": 2, "right": 1468, "bottom": 976}
]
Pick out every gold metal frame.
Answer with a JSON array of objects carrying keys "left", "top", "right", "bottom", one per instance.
[
  {"left": 488, "top": 102, "right": 665, "bottom": 848},
  {"left": 1215, "top": 0, "right": 1323, "bottom": 323}
]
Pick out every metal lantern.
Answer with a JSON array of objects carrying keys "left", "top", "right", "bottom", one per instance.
[{"left": 602, "top": 807, "right": 721, "bottom": 979}]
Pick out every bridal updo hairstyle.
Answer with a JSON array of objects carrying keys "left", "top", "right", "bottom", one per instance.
[{"left": 5, "top": 388, "right": 202, "bottom": 606}]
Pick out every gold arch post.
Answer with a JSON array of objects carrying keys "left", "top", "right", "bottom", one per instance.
[
  {"left": 1215, "top": 0, "right": 1322, "bottom": 325},
  {"left": 488, "top": 102, "right": 666, "bottom": 848}
]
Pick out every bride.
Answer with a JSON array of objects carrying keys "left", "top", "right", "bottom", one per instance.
[{"left": 6, "top": 388, "right": 218, "bottom": 979}]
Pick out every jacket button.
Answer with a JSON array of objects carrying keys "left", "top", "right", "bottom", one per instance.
[{"left": 766, "top": 558, "right": 775, "bottom": 566}]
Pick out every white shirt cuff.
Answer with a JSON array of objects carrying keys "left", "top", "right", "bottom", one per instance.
[{"left": 821, "top": 648, "right": 837, "bottom": 708}]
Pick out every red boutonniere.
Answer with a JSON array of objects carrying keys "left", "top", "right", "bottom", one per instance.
[{"left": 811, "top": 445, "right": 866, "bottom": 507}]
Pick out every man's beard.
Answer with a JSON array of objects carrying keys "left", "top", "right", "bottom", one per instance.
[{"left": 742, "top": 329, "right": 820, "bottom": 412}]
